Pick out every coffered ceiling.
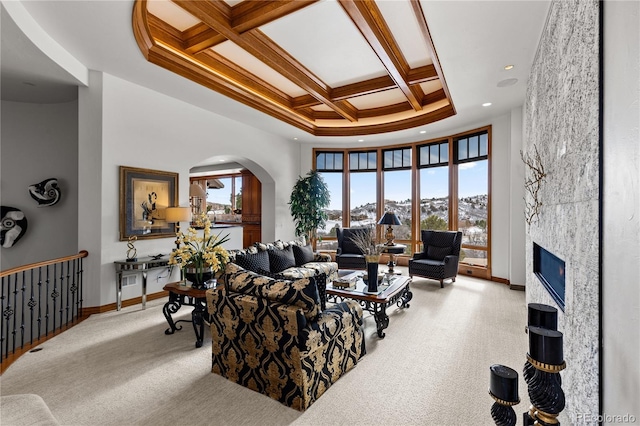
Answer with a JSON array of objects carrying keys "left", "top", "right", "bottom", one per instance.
[
  {"left": 2, "top": 0, "right": 551, "bottom": 145},
  {"left": 134, "top": 0, "right": 454, "bottom": 137}
]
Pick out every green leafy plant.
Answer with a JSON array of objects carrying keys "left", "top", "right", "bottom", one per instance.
[{"left": 289, "top": 170, "right": 330, "bottom": 245}]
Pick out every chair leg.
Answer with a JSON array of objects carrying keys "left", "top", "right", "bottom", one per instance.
[{"left": 440, "top": 279, "right": 444, "bottom": 288}]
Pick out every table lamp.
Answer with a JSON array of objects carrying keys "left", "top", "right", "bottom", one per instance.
[
  {"left": 165, "top": 207, "right": 192, "bottom": 251},
  {"left": 378, "top": 212, "right": 401, "bottom": 246}
]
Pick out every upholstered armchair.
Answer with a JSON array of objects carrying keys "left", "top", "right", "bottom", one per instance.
[
  {"left": 206, "top": 263, "right": 366, "bottom": 411},
  {"left": 335, "top": 227, "right": 369, "bottom": 270},
  {"left": 409, "top": 230, "right": 462, "bottom": 287}
]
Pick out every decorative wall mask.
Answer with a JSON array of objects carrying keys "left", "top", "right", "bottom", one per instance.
[
  {"left": 28, "top": 178, "right": 61, "bottom": 207},
  {"left": 1, "top": 206, "right": 28, "bottom": 248}
]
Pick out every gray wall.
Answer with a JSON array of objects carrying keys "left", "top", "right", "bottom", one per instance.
[
  {"left": 602, "top": 0, "right": 640, "bottom": 420},
  {"left": 1, "top": 100, "right": 79, "bottom": 269},
  {"left": 524, "top": 0, "right": 600, "bottom": 420}
]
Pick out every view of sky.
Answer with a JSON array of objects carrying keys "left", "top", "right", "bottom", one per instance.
[{"left": 320, "top": 159, "right": 488, "bottom": 210}]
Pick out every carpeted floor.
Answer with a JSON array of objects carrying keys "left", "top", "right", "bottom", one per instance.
[{"left": 0, "top": 270, "right": 528, "bottom": 425}]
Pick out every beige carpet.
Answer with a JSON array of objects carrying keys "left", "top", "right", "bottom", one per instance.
[{"left": 0, "top": 270, "right": 528, "bottom": 425}]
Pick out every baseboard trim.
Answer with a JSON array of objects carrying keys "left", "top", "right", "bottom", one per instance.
[
  {"left": 490, "top": 276, "right": 510, "bottom": 285},
  {"left": 81, "top": 290, "right": 169, "bottom": 316}
]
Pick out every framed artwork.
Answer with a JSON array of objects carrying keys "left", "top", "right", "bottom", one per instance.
[{"left": 119, "top": 166, "right": 178, "bottom": 241}]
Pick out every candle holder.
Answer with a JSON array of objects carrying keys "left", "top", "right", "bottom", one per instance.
[
  {"left": 523, "top": 303, "right": 559, "bottom": 426},
  {"left": 489, "top": 364, "right": 520, "bottom": 426},
  {"left": 524, "top": 326, "right": 566, "bottom": 426}
]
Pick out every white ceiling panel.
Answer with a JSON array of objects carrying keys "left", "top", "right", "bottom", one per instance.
[
  {"left": 211, "top": 41, "right": 307, "bottom": 98},
  {"left": 147, "top": 0, "right": 200, "bottom": 32},
  {"left": 375, "top": 0, "right": 432, "bottom": 68},
  {"left": 347, "top": 88, "right": 409, "bottom": 109},
  {"left": 420, "top": 79, "right": 443, "bottom": 94},
  {"left": 260, "top": 1, "right": 388, "bottom": 87}
]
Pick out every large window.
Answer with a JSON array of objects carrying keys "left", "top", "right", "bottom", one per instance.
[
  {"left": 383, "top": 148, "right": 412, "bottom": 244},
  {"left": 418, "top": 141, "right": 449, "bottom": 233},
  {"left": 316, "top": 152, "right": 343, "bottom": 250},
  {"left": 314, "top": 126, "right": 491, "bottom": 278},
  {"left": 455, "top": 132, "right": 489, "bottom": 268}
]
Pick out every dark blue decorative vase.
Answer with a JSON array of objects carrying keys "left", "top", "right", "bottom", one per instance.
[{"left": 366, "top": 261, "right": 379, "bottom": 293}]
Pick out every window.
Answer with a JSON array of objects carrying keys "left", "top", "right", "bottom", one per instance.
[
  {"left": 455, "top": 131, "right": 489, "bottom": 268},
  {"left": 313, "top": 126, "right": 491, "bottom": 278},
  {"left": 316, "top": 152, "right": 344, "bottom": 250}
]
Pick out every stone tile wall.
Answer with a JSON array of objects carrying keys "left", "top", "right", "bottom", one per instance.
[{"left": 523, "top": 0, "right": 600, "bottom": 421}]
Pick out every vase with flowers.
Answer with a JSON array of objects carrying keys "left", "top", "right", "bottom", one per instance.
[
  {"left": 348, "top": 226, "right": 384, "bottom": 292},
  {"left": 169, "top": 213, "right": 230, "bottom": 289}
]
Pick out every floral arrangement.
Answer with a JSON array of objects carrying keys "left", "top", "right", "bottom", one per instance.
[{"left": 169, "top": 213, "right": 230, "bottom": 278}]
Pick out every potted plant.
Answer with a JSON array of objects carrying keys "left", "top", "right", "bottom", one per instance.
[
  {"left": 168, "top": 213, "right": 230, "bottom": 288},
  {"left": 288, "top": 170, "right": 330, "bottom": 246}
]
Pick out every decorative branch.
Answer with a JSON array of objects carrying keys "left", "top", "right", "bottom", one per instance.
[{"left": 521, "top": 145, "right": 546, "bottom": 225}]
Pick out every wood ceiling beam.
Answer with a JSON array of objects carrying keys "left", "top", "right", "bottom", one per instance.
[
  {"left": 338, "top": 0, "right": 423, "bottom": 112},
  {"left": 410, "top": 0, "right": 456, "bottom": 115},
  {"left": 183, "top": 1, "right": 318, "bottom": 54},
  {"left": 408, "top": 64, "right": 438, "bottom": 85},
  {"left": 175, "top": 0, "right": 358, "bottom": 122}
]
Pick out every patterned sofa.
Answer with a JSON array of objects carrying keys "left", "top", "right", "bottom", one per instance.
[
  {"left": 206, "top": 262, "right": 366, "bottom": 410},
  {"left": 224, "top": 239, "right": 339, "bottom": 308}
]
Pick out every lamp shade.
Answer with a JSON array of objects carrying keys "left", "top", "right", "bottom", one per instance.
[
  {"left": 165, "top": 207, "right": 192, "bottom": 223},
  {"left": 378, "top": 212, "right": 401, "bottom": 226},
  {"left": 189, "top": 183, "right": 207, "bottom": 199}
]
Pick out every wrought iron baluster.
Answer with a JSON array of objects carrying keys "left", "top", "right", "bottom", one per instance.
[
  {"left": 37, "top": 267, "right": 43, "bottom": 340},
  {"left": 70, "top": 259, "right": 78, "bottom": 320},
  {"left": 1, "top": 276, "right": 7, "bottom": 360},
  {"left": 77, "top": 258, "right": 84, "bottom": 316},
  {"left": 29, "top": 269, "right": 36, "bottom": 344},
  {"left": 11, "top": 274, "right": 18, "bottom": 354},
  {"left": 45, "top": 265, "right": 51, "bottom": 336},
  {"left": 58, "top": 262, "right": 64, "bottom": 329}
]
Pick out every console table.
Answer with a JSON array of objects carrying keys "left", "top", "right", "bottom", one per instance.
[{"left": 113, "top": 255, "right": 170, "bottom": 311}]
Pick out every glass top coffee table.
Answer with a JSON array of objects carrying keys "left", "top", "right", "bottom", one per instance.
[{"left": 326, "top": 270, "right": 412, "bottom": 338}]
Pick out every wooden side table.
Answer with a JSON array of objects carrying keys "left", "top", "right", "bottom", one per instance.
[
  {"left": 162, "top": 282, "right": 211, "bottom": 348},
  {"left": 378, "top": 244, "right": 407, "bottom": 274}
]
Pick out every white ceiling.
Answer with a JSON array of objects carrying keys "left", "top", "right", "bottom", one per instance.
[{"left": 1, "top": 0, "right": 550, "bottom": 146}]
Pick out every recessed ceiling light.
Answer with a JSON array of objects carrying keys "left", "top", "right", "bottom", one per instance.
[
  {"left": 358, "top": 139, "right": 364, "bottom": 142},
  {"left": 504, "top": 65, "right": 514, "bottom": 70},
  {"left": 294, "top": 137, "right": 298, "bottom": 140},
  {"left": 419, "top": 130, "right": 426, "bottom": 134},
  {"left": 218, "top": 159, "right": 225, "bottom": 162},
  {"left": 482, "top": 102, "right": 492, "bottom": 107}
]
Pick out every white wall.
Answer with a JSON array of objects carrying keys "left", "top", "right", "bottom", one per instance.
[
  {"left": 602, "top": 0, "right": 640, "bottom": 419},
  {"left": 79, "top": 72, "right": 301, "bottom": 308},
  {"left": 509, "top": 107, "right": 526, "bottom": 286},
  {"left": 1, "top": 100, "right": 79, "bottom": 269},
  {"left": 300, "top": 112, "right": 516, "bottom": 282}
]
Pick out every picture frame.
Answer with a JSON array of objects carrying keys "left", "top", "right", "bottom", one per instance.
[{"left": 119, "top": 166, "right": 178, "bottom": 241}]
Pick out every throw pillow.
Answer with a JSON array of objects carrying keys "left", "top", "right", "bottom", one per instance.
[
  {"left": 268, "top": 246, "right": 297, "bottom": 273},
  {"left": 292, "top": 244, "right": 315, "bottom": 266},
  {"left": 226, "top": 263, "right": 320, "bottom": 320},
  {"left": 427, "top": 245, "right": 452, "bottom": 261},
  {"left": 234, "top": 250, "right": 270, "bottom": 273}
]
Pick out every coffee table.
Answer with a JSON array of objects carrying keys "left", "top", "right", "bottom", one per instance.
[{"left": 326, "top": 271, "right": 412, "bottom": 338}]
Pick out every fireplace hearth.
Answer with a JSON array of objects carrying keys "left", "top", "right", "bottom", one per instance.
[{"left": 533, "top": 243, "right": 566, "bottom": 311}]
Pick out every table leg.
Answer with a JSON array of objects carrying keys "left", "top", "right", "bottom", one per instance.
[
  {"left": 141, "top": 270, "right": 148, "bottom": 310},
  {"left": 163, "top": 293, "right": 183, "bottom": 335},
  {"left": 116, "top": 271, "right": 123, "bottom": 311},
  {"left": 397, "top": 284, "right": 413, "bottom": 309},
  {"left": 373, "top": 302, "right": 389, "bottom": 338},
  {"left": 192, "top": 301, "right": 206, "bottom": 348},
  {"left": 387, "top": 253, "right": 396, "bottom": 273}
]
